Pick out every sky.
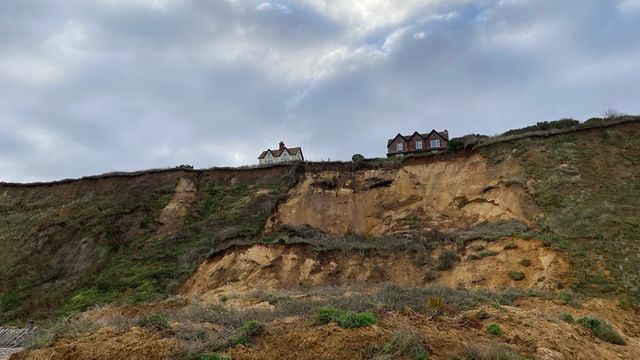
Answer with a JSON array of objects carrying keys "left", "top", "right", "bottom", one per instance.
[{"left": 1, "top": 0, "right": 640, "bottom": 182}]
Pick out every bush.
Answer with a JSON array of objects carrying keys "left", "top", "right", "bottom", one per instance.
[
  {"left": 352, "top": 154, "right": 365, "bottom": 162},
  {"left": 577, "top": 317, "right": 626, "bottom": 345},
  {"left": 228, "top": 320, "right": 264, "bottom": 346},
  {"left": 479, "top": 250, "right": 498, "bottom": 258},
  {"left": 486, "top": 323, "right": 504, "bottom": 336},
  {"left": 519, "top": 259, "right": 531, "bottom": 267},
  {"left": 508, "top": 271, "right": 525, "bottom": 281},
  {"left": 138, "top": 314, "right": 170, "bottom": 331},
  {"left": 560, "top": 313, "right": 574, "bottom": 323},
  {"left": 436, "top": 251, "right": 459, "bottom": 271},
  {"left": 559, "top": 293, "right": 578, "bottom": 307},
  {"left": 315, "top": 306, "right": 377, "bottom": 328}
]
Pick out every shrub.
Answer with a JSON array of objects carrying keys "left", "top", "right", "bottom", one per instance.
[
  {"left": 138, "top": 314, "right": 170, "bottom": 331},
  {"left": 315, "top": 306, "right": 377, "bottom": 328},
  {"left": 577, "top": 317, "right": 626, "bottom": 345},
  {"left": 519, "top": 259, "right": 531, "bottom": 267},
  {"left": 560, "top": 313, "right": 574, "bottom": 323},
  {"left": 486, "top": 323, "right": 504, "bottom": 336},
  {"left": 352, "top": 154, "right": 365, "bottom": 162},
  {"left": 425, "top": 297, "right": 447, "bottom": 315},
  {"left": 228, "top": 320, "right": 264, "bottom": 346},
  {"left": 559, "top": 293, "right": 578, "bottom": 307},
  {"left": 436, "top": 251, "right": 459, "bottom": 271},
  {"left": 479, "top": 250, "right": 498, "bottom": 258},
  {"left": 373, "top": 326, "right": 430, "bottom": 360},
  {"left": 508, "top": 271, "right": 525, "bottom": 281}
]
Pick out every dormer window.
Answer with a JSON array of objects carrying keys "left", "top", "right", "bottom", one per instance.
[
  {"left": 396, "top": 143, "right": 404, "bottom": 152},
  {"left": 416, "top": 141, "right": 423, "bottom": 150}
]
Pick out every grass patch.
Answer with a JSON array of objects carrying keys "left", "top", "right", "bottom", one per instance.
[
  {"left": 228, "top": 320, "right": 264, "bottom": 347},
  {"left": 138, "top": 313, "right": 170, "bottom": 331},
  {"left": 315, "top": 306, "right": 377, "bottom": 328},
  {"left": 478, "top": 250, "right": 498, "bottom": 258},
  {"left": 577, "top": 317, "right": 626, "bottom": 345},
  {"left": 373, "top": 325, "right": 430, "bottom": 360},
  {"left": 486, "top": 323, "right": 504, "bottom": 336},
  {"left": 519, "top": 259, "right": 531, "bottom": 267},
  {"left": 560, "top": 313, "right": 574, "bottom": 323}
]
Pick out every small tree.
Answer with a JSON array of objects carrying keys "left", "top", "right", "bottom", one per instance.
[{"left": 352, "top": 154, "right": 365, "bottom": 162}]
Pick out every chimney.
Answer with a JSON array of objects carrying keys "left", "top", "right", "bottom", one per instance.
[{"left": 279, "top": 141, "right": 285, "bottom": 151}]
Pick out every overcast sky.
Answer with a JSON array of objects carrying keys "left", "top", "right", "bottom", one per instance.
[{"left": 1, "top": 0, "right": 639, "bottom": 182}]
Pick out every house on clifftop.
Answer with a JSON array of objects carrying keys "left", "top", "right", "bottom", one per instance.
[
  {"left": 258, "top": 141, "right": 304, "bottom": 165},
  {"left": 387, "top": 129, "right": 449, "bottom": 157}
]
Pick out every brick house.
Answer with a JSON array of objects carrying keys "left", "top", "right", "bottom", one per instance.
[
  {"left": 258, "top": 141, "right": 304, "bottom": 165},
  {"left": 387, "top": 129, "right": 449, "bottom": 157}
]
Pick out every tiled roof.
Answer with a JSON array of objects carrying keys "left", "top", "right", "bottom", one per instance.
[
  {"left": 258, "top": 147, "right": 302, "bottom": 159},
  {"left": 387, "top": 129, "right": 449, "bottom": 147}
]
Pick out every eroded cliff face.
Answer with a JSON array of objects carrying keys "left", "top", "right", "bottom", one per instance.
[
  {"left": 180, "top": 238, "right": 569, "bottom": 303},
  {"left": 267, "top": 154, "right": 533, "bottom": 236}
]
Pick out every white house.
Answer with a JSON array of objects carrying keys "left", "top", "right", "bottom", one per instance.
[{"left": 258, "top": 141, "right": 304, "bottom": 165}]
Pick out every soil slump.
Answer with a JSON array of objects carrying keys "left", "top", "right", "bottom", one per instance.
[{"left": 267, "top": 154, "right": 532, "bottom": 236}]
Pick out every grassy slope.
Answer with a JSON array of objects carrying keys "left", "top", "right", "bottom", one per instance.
[
  {"left": 1, "top": 118, "right": 639, "bottom": 324},
  {"left": 482, "top": 121, "right": 640, "bottom": 301},
  {"left": 0, "top": 168, "right": 294, "bottom": 323}
]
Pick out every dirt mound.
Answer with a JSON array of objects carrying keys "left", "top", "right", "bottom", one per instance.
[
  {"left": 180, "top": 238, "right": 569, "bottom": 302},
  {"left": 267, "top": 154, "right": 534, "bottom": 236},
  {"left": 10, "top": 327, "right": 180, "bottom": 360}
]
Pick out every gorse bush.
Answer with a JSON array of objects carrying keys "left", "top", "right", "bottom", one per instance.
[
  {"left": 315, "top": 306, "right": 377, "bottom": 328},
  {"left": 577, "top": 317, "right": 626, "bottom": 345},
  {"left": 137, "top": 314, "right": 170, "bottom": 331}
]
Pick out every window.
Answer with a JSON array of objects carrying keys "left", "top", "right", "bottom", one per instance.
[
  {"left": 415, "top": 141, "right": 423, "bottom": 150},
  {"left": 430, "top": 139, "right": 441, "bottom": 148},
  {"left": 396, "top": 143, "right": 404, "bottom": 152}
]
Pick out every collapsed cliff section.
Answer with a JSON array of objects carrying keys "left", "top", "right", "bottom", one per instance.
[
  {"left": 180, "top": 237, "right": 570, "bottom": 304},
  {"left": 266, "top": 153, "right": 536, "bottom": 236}
]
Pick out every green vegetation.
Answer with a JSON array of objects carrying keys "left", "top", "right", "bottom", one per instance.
[
  {"left": 196, "top": 354, "right": 229, "bottom": 360},
  {"left": 478, "top": 250, "right": 498, "bottom": 258},
  {"left": 577, "top": 317, "right": 626, "bottom": 345},
  {"left": 315, "top": 306, "right": 377, "bottom": 328},
  {"left": 560, "top": 313, "right": 574, "bottom": 323},
  {"left": 508, "top": 271, "right": 525, "bottom": 281},
  {"left": 138, "top": 313, "right": 170, "bottom": 331},
  {"left": 519, "top": 259, "right": 531, "bottom": 267},
  {"left": 486, "top": 323, "right": 504, "bottom": 336},
  {"left": 228, "top": 320, "right": 265, "bottom": 346},
  {"left": 503, "top": 243, "right": 518, "bottom": 250},
  {"left": 0, "top": 168, "right": 294, "bottom": 322}
]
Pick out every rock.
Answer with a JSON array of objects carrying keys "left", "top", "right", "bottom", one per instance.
[{"left": 535, "top": 347, "right": 565, "bottom": 360}]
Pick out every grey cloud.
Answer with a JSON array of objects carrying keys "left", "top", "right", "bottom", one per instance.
[{"left": 0, "top": 0, "right": 639, "bottom": 182}]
